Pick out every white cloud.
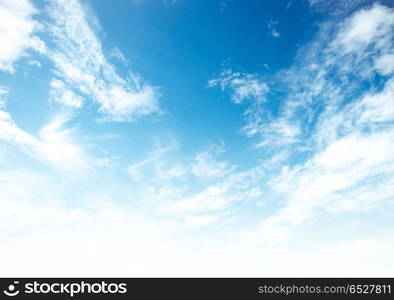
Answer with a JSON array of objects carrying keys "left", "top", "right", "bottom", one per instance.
[
  {"left": 109, "top": 47, "right": 127, "bottom": 64},
  {"left": 208, "top": 69, "right": 269, "bottom": 103},
  {"left": 127, "top": 141, "right": 187, "bottom": 184},
  {"left": 333, "top": 4, "right": 394, "bottom": 53},
  {"left": 50, "top": 79, "right": 84, "bottom": 108},
  {"left": 0, "top": 0, "right": 160, "bottom": 120},
  {"left": 267, "top": 130, "right": 394, "bottom": 231},
  {"left": 256, "top": 4, "right": 394, "bottom": 238},
  {"left": 267, "top": 20, "right": 280, "bottom": 38},
  {"left": 28, "top": 59, "right": 42, "bottom": 68},
  {"left": 375, "top": 53, "right": 394, "bottom": 76},
  {"left": 209, "top": 69, "right": 305, "bottom": 149},
  {"left": 183, "top": 214, "right": 218, "bottom": 227},
  {"left": 162, "top": 167, "right": 265, "bottom": 216},
  {"left": 46, "top": 0, "right": 160, "bottom": 121},
  {"left": 356, "top": 78, "right": 394, "bottom": 124},
  {"left": 169, "top": 184, "right": 230, "bottom": 215},
  {"left": 0, "top": 0, "right": 44, "bottom": 72},
  {"left": 244, "top": 116, "right": 301, "bottom": 147},
  {"left": 125, "top": 140, "right": 266, "bottom": 219},
  {"left": 0, "top": 85, "right": 8, "bottom": 106},
  {"left": 191, "top": 148, "right": 236, "bottom": 179},
  {"left": 0, "top": 108, "right": 35, "bottom": 145},
  {"left": 0, "top": 171, "right": 393, "bottom": 276},
  {"left": 0, "top": 104, "right": 90, "bottom": 174},
  {"left": 211, "top": 3, "right": 394, "bottom": 245},
  {"left": 37, "top": 116, "right": 91, "bottom": 173}
]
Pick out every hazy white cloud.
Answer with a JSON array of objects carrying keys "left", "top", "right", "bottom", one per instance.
[
  {"left": 0, "top": 102, "right": 90, "bottom": 175},
  {"left": 191, "top": 147, "right": 237, "bottom": 179},
  {"left": 127, "top": 141, "right": 235, "bottom": 184},
  {"left": 169, "top": 184, "right": 230, "bottom": 215},
  {"left": 0, "top": 108, "right": 36, "bottom": 146},
  {"left": 124, "top": 140, "right": 267, "bottom": 223},
  {"left": 37, "top": 116, "right": 91, "bottom": 173},
  {"left": 182, "top": 214, "right": 218, "bottom": 227},
  {"left": 0, "top": 171, "right": 393, "bottom": 276},
  {"left": 127, "top": 141, "right": 187, "bottom": 184},
  {"left": 0, "top": 0, "right": 45, "bottom": 72}
]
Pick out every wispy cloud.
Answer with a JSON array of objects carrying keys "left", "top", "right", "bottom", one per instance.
[
  {"left": 0, "top": 0, "right": 163, "bottom": 174},
  {"left": 0, "top": 0, "right": 160, "bottom": 121},
  {"left": 0, "top": 93, "right": 91, "bottom": 175},
  {"left": 49, "top": 79, "right": 84, "bottom": 108},
  {"left": 261, "top": 4, "right": 394, "bottom": 239},
  {"left": 124, "top": 139, "right": 265, "bottom": 223},
  {"left": 191, "top": 144, "right": 237, "bottom": 179},
  {"left": 109, "top": 47, "right": 128, "bottom": 64},
  {"left": 267, "top": 20, "right": 280, "bottom": 38},
  {"left": 0, "top": 0, "right": 44, "bottom": 72},
  {"left": 208, "top": 69, "right": 269, "bottom": 103},
  {"left": 45, "top": 0, "right": 160, "bottom": 121},
  {"left": 212, "top": 3, "right": 394, "bottom": 242}
]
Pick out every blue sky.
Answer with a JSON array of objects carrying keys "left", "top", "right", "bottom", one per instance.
[{"left": 1, "top": 0, "right": 394, "bottom": 276}]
